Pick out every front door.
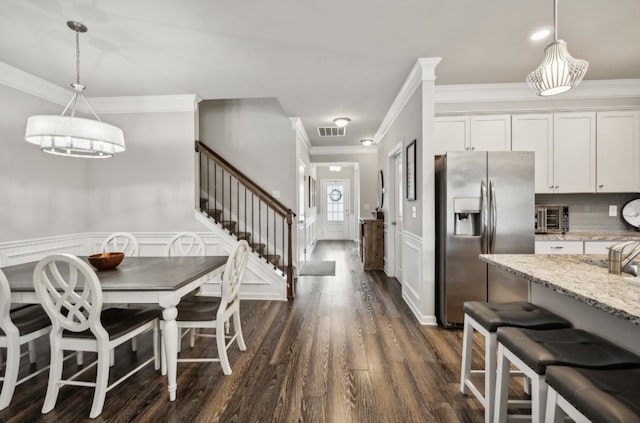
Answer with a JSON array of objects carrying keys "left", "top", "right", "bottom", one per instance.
[{"left": 321, "top": 179, "right": 349, "bottom": 240}]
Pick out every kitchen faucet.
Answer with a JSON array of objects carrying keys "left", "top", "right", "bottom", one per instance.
[{"left": 608, "top": 240, "right": 640, "bottom": 275}]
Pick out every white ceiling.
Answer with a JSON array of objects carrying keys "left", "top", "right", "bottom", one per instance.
[{"left": 1, "top": 0, "right": 639, "bottom": 147}]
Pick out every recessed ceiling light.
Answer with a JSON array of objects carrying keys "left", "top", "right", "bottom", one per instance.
[
  {"left": 333, "top": 117, "right": 350, "bottom": 128},
  {"left": 529, "top": 28, "right": 551, "bottom": 41}
]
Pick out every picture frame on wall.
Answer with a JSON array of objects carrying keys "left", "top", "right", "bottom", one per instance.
[
  {"left": 406, "top": 139, "right": 416, "bottom": 201},
  {"left": 308, "top": 176, "right": 312, "bottom": 208}
]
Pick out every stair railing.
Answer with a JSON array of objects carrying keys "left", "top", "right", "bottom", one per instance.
[{"left": 195, "top": 141, "right": 296, "bottom": 299}]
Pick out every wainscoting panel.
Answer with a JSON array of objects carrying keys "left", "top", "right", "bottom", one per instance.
[{"left": 401, "top": 231, "right": 436, "bottom": 325}]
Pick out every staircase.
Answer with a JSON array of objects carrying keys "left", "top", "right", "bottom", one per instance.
[{"left": 195, "top": 141, "right": 296, "bottom": 299}]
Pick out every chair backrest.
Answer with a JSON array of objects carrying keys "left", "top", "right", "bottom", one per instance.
[
  {"left": 34, "top": 254, "right": 105, "bottom": 337},
  {"left": 101, "top": 232, "right": 139, "bottom": 257},
  {"left": 165, "top": 232, "right": 206, "bottom": 257},
  {"left": 220, "top": 240, "right": 250, "bottom": 307},
  {"left": 0, "top": 269, "right": 14, "bottom": 336}
]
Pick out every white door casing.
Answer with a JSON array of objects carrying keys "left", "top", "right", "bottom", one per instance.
[{"left": 393, "top": 151, "right": 403, "bottom": 282}]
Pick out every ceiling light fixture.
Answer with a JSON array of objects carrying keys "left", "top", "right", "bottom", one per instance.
[
  {"left": 25, "top": 21, "right": 125, "bottom": 158},
  {"left": 526, "top": 0, "right": 588, "bottom": 96},
  {"left": 333, "top": 117, "right": 350, "bottom": 128},
  {"left": 329, "top": 165, "right": 342, "bottom": 172},
  {"left": 360, "top": 138, "right": 375, "bottom": 146}
]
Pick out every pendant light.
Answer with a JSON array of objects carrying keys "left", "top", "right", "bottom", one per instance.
[
  {"left": 25, "top": 21, "right": 125, "bottom": 158},
  {"left": 526, "top": 0, "right": 588, "bottom": 96}
]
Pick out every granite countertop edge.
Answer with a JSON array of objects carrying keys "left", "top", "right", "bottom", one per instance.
[{"left": 480, "top": 254, "right": 640, "bottom": 326}]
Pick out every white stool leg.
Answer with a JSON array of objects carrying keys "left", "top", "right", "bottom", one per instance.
[
  {"left": 493, "top": 344, "right": 510, "bottom": 423},
  {"left": 545, "top": 387, "right": 565, "bottom": 423},
  {"left": 531, "top": 374, "right": 547, "bottom": 423},
  {"left": 460, "top": 317, "right": 473, "bottom": 395},
  {"left": 484, "top": 332, "right": 497, "bottom": 423}
]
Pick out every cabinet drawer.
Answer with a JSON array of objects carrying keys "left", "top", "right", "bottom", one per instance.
[
  {"left": 584, "top": 240, "right": 629, "bottom": 254},
  {"left": 535, "top": 240, "right": 583, "bottom": 254}
]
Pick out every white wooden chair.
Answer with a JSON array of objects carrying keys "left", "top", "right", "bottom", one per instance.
[
  {"left": 165, "top": 232, "right": 205, "bottom": 257},
  {"left": 34, "top": 254, "right": 160, "bottom": 419},
  {"left": 0, "top": 269, "right": 52, "bottom": 410},
  {"left": 162, "top": 240, "right": 249, "bottom": 376},
  {"left": 100, "top": 232, "right": 139, "bottom": 257}
]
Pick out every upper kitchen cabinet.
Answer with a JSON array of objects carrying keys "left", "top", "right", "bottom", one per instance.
[
  {"left": 434, "top": 116, "right": 469, "bottom": 154},
  {"left": 512, "top": 114, "right": 554, "bottom": 193},
  {"left": 596, "top": 111, "right": 640, "bottom": 193},
  {"left": 552, "top": 112, "right": 596, "bottom": 193},
  {"left": 469, "top": 114, "right": 511, "bottom": 151},
  {"left": 434, "top": 114, "right": 511, "bottom": 154}
]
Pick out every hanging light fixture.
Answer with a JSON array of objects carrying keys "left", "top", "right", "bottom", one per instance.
[
  {"left": 25, "top": 21, "right": 125, "bottom": 158},
  {"left": 526, "top": 0, "right": 588, "bottom": 96}
]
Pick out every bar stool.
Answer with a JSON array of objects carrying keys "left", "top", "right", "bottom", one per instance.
[
  {"left": 545, "top": 365, "right": 640, "bottom": 423},
  {"left": 460, "top": 301, "right": 571, "bottom": 423},
  {"left": 493, "top": 327, "right": 640, "bottom": 423}
]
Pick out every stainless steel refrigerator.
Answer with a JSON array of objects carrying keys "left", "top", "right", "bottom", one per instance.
[{"left": 435, "top": 151, "right": 535, "bottom": 327}]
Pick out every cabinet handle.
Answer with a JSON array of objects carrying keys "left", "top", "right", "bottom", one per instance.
[
  {"left": 551, "top": 246, "right": 564, "bottom": 249},
  {"left": 555, "top": 186, "right": 559, "bottom": 189},
  {"left": 598, "top": 184, "right": 604, "bottom": 188}
]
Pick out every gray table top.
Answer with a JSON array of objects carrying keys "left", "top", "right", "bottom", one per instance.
[{"left": 2, "top": 256, "right": 228, "bottom": 292}]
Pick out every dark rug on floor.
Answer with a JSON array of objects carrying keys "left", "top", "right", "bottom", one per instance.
[{"left": 299, "top": 260, "right": 336, "bottom": 276}]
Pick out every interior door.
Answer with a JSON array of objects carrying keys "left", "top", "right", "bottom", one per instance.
[
  {"left": 321, "top": 179, "right": 349, "bottom": 240},
  {"left": 393, "top": 153, "right": 403, "bottom": 281}
]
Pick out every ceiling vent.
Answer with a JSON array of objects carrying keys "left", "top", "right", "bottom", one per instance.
[{"left": 317, "top": 126, "right": 346, "bottom": 137}]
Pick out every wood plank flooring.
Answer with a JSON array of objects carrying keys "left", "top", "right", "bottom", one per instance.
[{"left": 0, "top": 240, "right": 522, "bottom": 422}]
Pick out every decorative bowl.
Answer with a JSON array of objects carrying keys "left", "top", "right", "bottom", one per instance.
[{"left": 88, "top": 252, "right": 124, "bottom": 271}]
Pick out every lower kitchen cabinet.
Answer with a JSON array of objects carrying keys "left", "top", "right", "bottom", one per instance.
[{"left": 535, "top": 240, "right": 584, "bottom": 254}]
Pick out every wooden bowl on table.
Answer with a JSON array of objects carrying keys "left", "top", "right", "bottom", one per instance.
[{"left": 88, "top": 252, "right": 124, "bottom": 271}]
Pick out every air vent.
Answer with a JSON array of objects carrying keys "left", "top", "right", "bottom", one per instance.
[{"left": 317, "top": 126, "right": 346, "bottom": 137}]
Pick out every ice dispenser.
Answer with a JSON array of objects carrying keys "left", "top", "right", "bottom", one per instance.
[{"left": 454, "top": 197, "right": 480, "bottom": 236}]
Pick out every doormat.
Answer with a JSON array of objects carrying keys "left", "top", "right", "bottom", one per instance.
[{"left": 299, "top": 261, "right": 336, "bottom": 276}]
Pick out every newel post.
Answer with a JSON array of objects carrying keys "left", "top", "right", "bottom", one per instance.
[{"left": 286, "top": 209, "right": 294, "bottom": 300}]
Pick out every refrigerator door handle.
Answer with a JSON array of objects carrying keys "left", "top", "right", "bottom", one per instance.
[
  {"left": 490, "top": 179, "right": 497, "bottom": 253},
  {"left": 481, "top": 179, "right": 488, "bottom": 254}
]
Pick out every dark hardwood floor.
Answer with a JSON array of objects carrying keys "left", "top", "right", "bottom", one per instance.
[{"left": 0, "top": 240, "right": 520, "bottom": 422}]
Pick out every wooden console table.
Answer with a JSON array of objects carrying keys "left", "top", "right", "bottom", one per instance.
[{"left": 360, "top": 218, "right": 383, "bottom": 270}]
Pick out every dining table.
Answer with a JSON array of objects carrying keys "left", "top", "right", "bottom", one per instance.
[{"left": 2, "top": 255, "right": 228, "bottom": 402}]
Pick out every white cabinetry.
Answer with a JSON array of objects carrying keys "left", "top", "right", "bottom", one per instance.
[
  {"left": 596, "top": 111, "right": 640, "bottom": 193},
  {"left": 433, "top": 116, "right": 468, "bottom": 155},
  {"left": 434, "top": 114, "right": 511, "bottom": 154},
  {"left": 552, "top": 112, "right": 596, "bottom": 193},
  {"left": 512, "top": 114, "right": 554, "bottom": 193},
  {"left": 470, "top": 114, "right": 511, "bottom": 151},
  {"left": 583, "top": 241, "right": 620, "bottom": 255},
  {"left": 535, "top": 240, "right": 584, "bottom": 254}
]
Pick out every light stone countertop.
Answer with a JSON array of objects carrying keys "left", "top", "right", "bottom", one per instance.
[
  {"left": 479, "top": 254, "right": 640, "bottom": 325},
  {"left": 536, "top": 231, "right": 640, "bottom": 241}
]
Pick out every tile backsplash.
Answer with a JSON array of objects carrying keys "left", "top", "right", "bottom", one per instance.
[{"left": 536, "top": 193, "right": 640, "bottom": 232}]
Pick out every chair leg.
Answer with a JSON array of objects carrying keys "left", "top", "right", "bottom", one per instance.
[
  {"left": 531, "top": 375, "right": 547, "bottom": 423},
  {"left": 160, "top": 327, "right": 167, "bottom": 376},
  {"left": 0, "top": 349, "right": 4, "bottom": 371},
  {"left": 493, "top": 344, "right": 510, "bottom": 423},
  {"left": 89, "top": 346, "right": 110, "bottom": 419},
  {"left": 545, "top": 387, "right": 565, "bottom": 423},
  {"left": 76, "top": 351, "right": 84, "bottom": 366},
  {"left": 153, "top": 321, "right": 160, "bottom": 371},
  {"left": 460, "top": 318, "right": 473, "bottom": 395},
  {"left": 190, "top": 329, "right": 196, "bottom": 348},
  {"left": 217, "top": 321, "right": 231, "bottom": 375},
  {"left": 233, "top": 309, "right": 246, "bottom": 351},
  {"left": 110, "top": 349, "right": 115, "bottom": 367},
  {"left": 131, "top": 336, "right": 138, "bottom": 352},
  {"left": 42, "top": 334, "right": 64, "bottom": 414},
  {"left": 484, "top": 332, "right": 497, "bottom": 423},
  {"left": 0, "top": 339, "right": 21, "bottom": 410}
]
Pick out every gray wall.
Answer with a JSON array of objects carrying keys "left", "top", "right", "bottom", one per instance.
[
  {"left": 0, "top": 84, "right": 202, "bottom": 242},
  {"left": 376, "top": 88, "right": 423, "bottom": 236},
  {"left": 198, "top": 98, "right": 297, "bottom": 211}
]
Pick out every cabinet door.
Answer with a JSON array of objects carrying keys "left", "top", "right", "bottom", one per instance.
[
  {"left": 470, "top": 114, "right": 511, "bottom": 151},
  {"left": 553, "top": 112, "right": 596, "bottom": 193},
  {"left": 596, "top": 111, "right": 640, "bottom": 193},
  {"left": 434, "top": 116, "right": 469, "bottom": 155},
  {"left": 512, "top": 114, "right": 554, "bottom": 194},
  {"left": 535, "top": 240, "right": 583, "bottom": 254},
  {"left": 584, "top": 241, "right": 620, "bottom": 255}
]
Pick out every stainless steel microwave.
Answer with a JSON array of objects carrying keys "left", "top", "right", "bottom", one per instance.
[{"left": 535, "top": 205, "right": 569, "bottom": 234}]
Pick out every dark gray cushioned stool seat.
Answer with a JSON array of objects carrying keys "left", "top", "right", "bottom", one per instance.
[
  {"left": 463, "top": 301, "right": 571, "bottom": 332},
  {"left": 63, "top": 308, "right": 160, "bottom": 340},
  {"left": 546, "top": 365, "right": 640, "bottom": 423},
  {"left": 497, "top": 327, "right": 640, "bottom": 374}
]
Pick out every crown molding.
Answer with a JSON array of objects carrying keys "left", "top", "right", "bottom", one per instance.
[
  {"left": 309, "top": 145, "right": 378, "bottom": 156},
  {"left": 289, "top": 117, "right": 312, "bottom": 151},
  {"left": 0, "top": 61, "right": 199, "bottom": 113},
  {"left": 375, "top": 57, "right": 442, "bottom": 142},
  {"left": 435, "top": 79, "right": 640, "bottom": 103}
]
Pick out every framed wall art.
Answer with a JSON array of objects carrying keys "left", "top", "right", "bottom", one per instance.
[{"left": 406, "top": 139, "right": 416, "bottom": 201}]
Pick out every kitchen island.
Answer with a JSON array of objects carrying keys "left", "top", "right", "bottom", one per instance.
[{"left": 479, "top": 254, "right": 640, "bottom": 354}]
